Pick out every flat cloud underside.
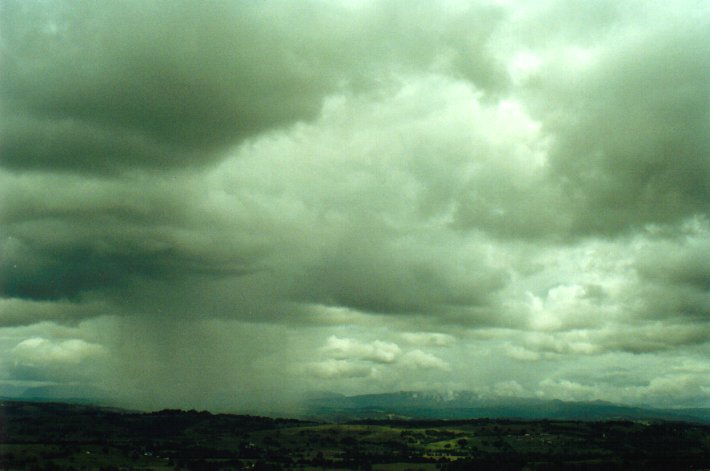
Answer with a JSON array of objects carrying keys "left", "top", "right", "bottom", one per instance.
[
  {"left": 2, "top": 239, "right": 258, "bottom": 301},
  {"left": 0, "top": 0, "right": 337, "bottom": 171}
]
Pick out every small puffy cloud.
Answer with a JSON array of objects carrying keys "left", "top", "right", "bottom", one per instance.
[
  {"left": 524, "top": 284, "right": 603, "bottom": 331},
  {"left": 9, "top": 336, "right": 107, "bottom": 384},
  {"left": 536, "top": 370, "right": 710, "bottom": 408},
  {"left": 493, "top": 380, "right": 527, "bottom": 398},
  {"left": 401, "top": 350, "right": 450, "bottom": 371},
  {"left": 522, "top": 332, "right": 600, "bottom": 356},
  {"left": 322, "top": 336, "right": 401, "bottom": 364},
  {"left": 504, "top": 343, "right": 541, "bottom": 362},
  {"left": 306, "top": 335, "right": 452, "bottom": 387},
  {"left": 306, "top": 360, "right": 374, "bottom": 380},
  {"left": 536, "top": 379, "right": 601, "bottom": 402},
  {"left": 12, "top": 337, "right": 105, "bottom": 366},
  {"left": 636, "top": 374, "right": 710, "bottom": 406}
]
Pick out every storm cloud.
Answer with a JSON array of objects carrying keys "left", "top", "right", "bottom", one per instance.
[{"left": 0, "top": 0, "right": 709, "bottom": 411}]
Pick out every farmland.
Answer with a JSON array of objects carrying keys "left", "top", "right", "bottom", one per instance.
[{"left": 1, "top": 401, "right": 710, "bottom": 470}]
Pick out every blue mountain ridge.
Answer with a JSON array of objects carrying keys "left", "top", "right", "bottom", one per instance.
[
  {"left": 303, "top": 390, "right": 710, "bottom": 423},
  {"left": 6, "top": 386, "right": 710, "bottom": 423}
]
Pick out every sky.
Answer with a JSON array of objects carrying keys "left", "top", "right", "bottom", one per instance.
[{"left": 1, "top": 0, "right": 709, "bottom": 413}]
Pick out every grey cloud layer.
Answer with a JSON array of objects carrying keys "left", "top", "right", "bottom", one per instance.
[
  {"left": 0, "top": 0, "right": 505, "bottom": 173},
  {"left": 1, "top": 0, "right": 332, "bottom": 171},
  {"left": 1, "top": 0, "right": 709, "bottom": 410},
  {"left": 530, "top": 4, "right": 710, "bottom": 234}
]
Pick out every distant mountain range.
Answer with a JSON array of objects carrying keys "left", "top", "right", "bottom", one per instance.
[
  {"left": 2, "top": 384, "right": 110, "bottom": 405},
  {"left": 4, "top": 386, "right": 710, "bottom": 424},
  {"left": 301, "top": 390, "right": 710, "bottom": 424}
]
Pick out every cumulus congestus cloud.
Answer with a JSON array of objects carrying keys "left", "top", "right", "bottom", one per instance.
[
  {"left": 0, "top": 0, "right": 709, "bottom": 412},
  {"left": 0, "top": 0, "right": 507, "bottom": 303}
]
